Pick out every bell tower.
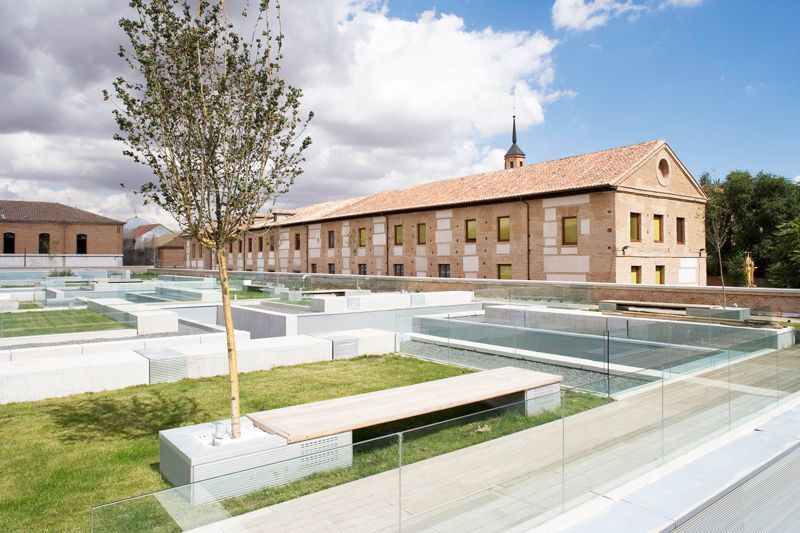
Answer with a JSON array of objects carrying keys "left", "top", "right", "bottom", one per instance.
[{"left": 504, "top": 115, "right": 525, "bottom": 169}]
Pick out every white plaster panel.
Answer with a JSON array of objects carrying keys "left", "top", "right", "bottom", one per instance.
[
  {"left": 542, "top": 194, "right": 590, "bottom": 208},
  {"left": 464, "top": 244, "right": 477, "bottom": 255},
  {"left": 416, "top": 247, "right": 427, "bottom": 256},
  {"left": 544, "top": 238, "right": 557, "bottom": 246},
  {"left": 293, "top": 250, "right": 300, "bottom": 259},
  {"left": 415, "top": 257, "right": 427, "bottom": 270},
  {"left": 679, "top": 268, "right": 697, "bottom": 284},
  {"left": 326, "top": 249, "right": 334, "bottom": 258},
  {"left": 463, "top": 256, "right": 479, "bottom": 271},
  {"left": 375, "top": 258, "right": 384, "bottom": 270},
  {"left": 373, "top": 223, "right": 385, "bottom": 233},
  {"left": 309, "top": 249, "right": 320, "bottom": 258},
  {"left": 543, "top": 255, "right": 590, "bottom": 273},
  {"left": 496, "top": 243, "right": 510, "bottom": 255},
  {"left": 342, "top": 258, "right": 349, "bottom": 269},
  {"left": 435, "top": 230, "right": 452, "bottom": 243},
  {"left": 580, "top": 219, "right": 590, "bottom": 235},
  {"left": 358, "top": 248, "right": 366, "bottom": 257},
  {"left": 544, "top": 208, "right": 556, "bottom": 221},
  {"left": 341, "top": 248, "right": 349, "bottom": 257},
  {"left": 416, "top": 272, "right": 427, "bottom": 277},
  {"left": 680, "top": 258, "right": 698, "bottom": 268},
  {"left": 561, "top": 248, "right": 578, "bottom": 255},
  {"left": 372, "top": 217, "right": 385, "bottom": 224},
  {"left": 374, "top": 246, "right": 385, "bottom": 258},
  {"left": 543, "top": 222, "right": 557, "bottom": 238},
  {"left": 393, "top": 246, "right": 403, "bottom": 256},
  {"left": 436, "top": 244, "right": 450, "bottom": 256},
  {"left": 373, "top": 234, "right": 386, "bottom": 246},
  {"left": 437, "top": 218, "right": 451, "bottom": 230},
  {"left": 546, "top": 273, "right": 587, "bottom": 282},
  {"left": 435, "top": 209, "right": 453, "bottom": 218},
  {"left": 543, "top": 247, "right": 558, "bottom": 255}
]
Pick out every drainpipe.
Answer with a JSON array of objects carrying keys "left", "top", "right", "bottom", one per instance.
[
  {"left": 304, "top": 224, "right": 309, "bottom": 274},
  {"left": 521, "top": 200, "right": 532, "bottom": 280}
]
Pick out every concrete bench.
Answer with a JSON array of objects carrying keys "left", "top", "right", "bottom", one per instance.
[
  {"left": 599, "top": 300, "right": 751, "bottom": 320},
  {"left": 159, "top": 366, "right": 562, "bottom": 504}
]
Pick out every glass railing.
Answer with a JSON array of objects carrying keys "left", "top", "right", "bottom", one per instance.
[{"left": 92, "top": 322, "right": 799, "bottom": 531}]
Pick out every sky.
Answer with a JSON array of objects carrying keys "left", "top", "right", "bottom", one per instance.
[{"left": 0, "top": 0, "right": 797, "bottom": 228}]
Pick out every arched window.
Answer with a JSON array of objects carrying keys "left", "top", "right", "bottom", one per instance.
[
  {"left": 3, "top": 233, "right": 15, "bottom": 254},
  {"left": 76, "top": 234, "right": 87, "bottom": 255},
  {"left": 38, "top": 233, "right": 50, "bottom": 254}
]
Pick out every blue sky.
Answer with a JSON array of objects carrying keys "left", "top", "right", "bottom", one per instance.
[{"left": 388, "top": 0, "right": 800, "bottom": 182}]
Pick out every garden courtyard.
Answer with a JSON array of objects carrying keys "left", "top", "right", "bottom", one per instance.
[{"left": 0, "top": 355, "right": 609, "bottom": 532}]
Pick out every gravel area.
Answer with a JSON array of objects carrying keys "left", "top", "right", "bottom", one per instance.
[
  {"left": 1, "top": 321, "right": 217, "bottom": 350},
  {"left": 400, "top": 340, "right": 653, "bottom": 395}
]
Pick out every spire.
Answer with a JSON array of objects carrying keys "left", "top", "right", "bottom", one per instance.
[
  {"left": 512, "top": 114, "right": 517, "bottom": 145},
  {"left": 504, "top": 114, "right": 525, "bottom": 169}
]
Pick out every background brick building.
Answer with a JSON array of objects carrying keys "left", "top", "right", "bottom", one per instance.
[
  {"left": 187, "top": 134, "right": 707, "bottom": 285},
  {"left": 0, "top": 200, "right": 123, "bottom": 268}
]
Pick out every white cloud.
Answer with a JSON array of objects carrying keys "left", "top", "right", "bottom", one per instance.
[
  {"left": 794, "top": 175, "right": 800, "bottom": 184},
  {"left": 552, "top": 0, "right": 702, "bottom": 32},
  {"left": 1, "top": 0, "right": 570, "bottom": 221}
]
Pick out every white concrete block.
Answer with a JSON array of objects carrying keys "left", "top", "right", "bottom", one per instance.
[
  {"left": 373, "top": 233, "right": 386, "bottom": 246},
  {"left": 373, "top": 222, "right": 385, "bottom": 234},
  {"left": 0, "top": 351, "right": 149, "bottom": 404},
  {"left": 436, "top": 218, "right": 451, "bottom": 230},
  {"left": 134, "top": 310, "right": 179, "bottom": 335},
  {"left": 81, "top": 339, "right": 146, "bottom": 355},
  {"left": 543, "top": 255, "right": 590, "bottom": 273},
  {"left": 10, "top": 344, "right": 82, "bottom": 361},
  {"left": 543, "top": 222, "right": 557, "bottom": 238},
  {"left": 435, "top": 209, "right": 453, "bottom": 218},
  {"left": 435, "top": 230, "right": 452, "bottom": 243},
  {"left": 463, "top": 256, "right": 479, "bottom": 271},
  {"left": 542, "top": 194, "right": 590, "bottom": 207},
  {"left": 580, "top": 219, "right": 590, "bottom": 235},
  {"left": 544, "top": 208, "right": 556, "bottom": 221}
]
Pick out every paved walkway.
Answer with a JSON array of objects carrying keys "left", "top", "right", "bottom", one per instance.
[{"left": 191, "top": 345, "right": 800, "bottom": 533}]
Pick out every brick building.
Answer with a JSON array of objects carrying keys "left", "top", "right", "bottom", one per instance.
[
  {"left": 0, "top": 200, "right": 123, "bottom": 268},
  {"left": 187, "top": 124, "right": 707, "bottom": 285}
]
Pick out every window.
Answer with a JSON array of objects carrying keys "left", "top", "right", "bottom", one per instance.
[
  {"left": 630, "top": 213, "right": 641, "bottom": 242},
  {"left": 3, "top": 232, "right": 14, "bottom": 254},
  {"left": 358, "top": 228, "right": 367, "bottom": 247},
  {"left": 497, "top": 216, "right": 510, "bottom": 242},
  {"left": 631, "top": 266, "right": 642, "bottom": 284},
  {"left": 238, "top": 240, "right": 242, "bottom": 253},
  {"left": 328, "top": 263, "right": 336, "bottom": 274},
  {"left": 417, "top": 223, "right": 427, "bottom": 245},
  {"left": 76, "top": 234, "right": 87, "bottom": 255},
  {"left": 294, "top": 233, "right": 301, "bottom": 250},
  {"left": 248, "top": 238, "right": 252, "bottom": 253},
  {"left": 438, "top": 264, "right": 451, "bottom": 278},
  {"left": 311, "top": 264, "right": 317, "bottom": 273},
  {"left": 38, "top": 233, "right": 50, "bottom": 254},
  {"left": 358, "top": 263, "right": 367, "bottom": 275},
  {"left": 269, "top": 235, "right": 275, "bottom": 251},
  {"left": 562, "top": 217, "right": 578, "bottom": 245},
  {"left": 653, "top": 214, "right": 664, "bottom": 243},
  {"left": 327, "top": 230, "right": 335, "bottom": 249},
  {"left": 465, "top": 219, "right": 477, "bottom": 242},
  {"left": 394, "top": 264, "right": 404, "bottom": 276},
  {"left": 655, "top": 265, "right": 665, "bottom": 285},
  {"left": 498, "top": 264, "right": 512, "bottom": 280},
  {"left": 258, "top": 237, "right": 263, "bottom": 252},
  {"left": 394, "top": 225, "right": 403, "bottom": 245},
  {"left": 229, "top": 242, "right": 233, "bottom": 253},
  {"left": 676, "top": 217, "right": 685, "bottom": 245}
]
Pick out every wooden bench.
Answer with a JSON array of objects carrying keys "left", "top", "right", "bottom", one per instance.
[{"left": 248, "top": 366, "right": 562, "bottom": 443}]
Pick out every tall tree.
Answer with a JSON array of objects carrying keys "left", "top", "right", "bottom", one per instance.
[
  {"left": 106, "top": 0, "right": 312, "bottom": 438},
  {"left": 705, "top": 186, "right": 732, "bottom": 307},
  {"left": 768, "top": 217, "right": 800, "bottom": 288}
]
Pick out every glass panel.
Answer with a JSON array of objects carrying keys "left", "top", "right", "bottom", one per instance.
[
  {"left": 498, "top": 265, "right": 512, "bottom": 280},
  {"left": 629, "top": 213, "right": 640, "bottom": 242},
  {"left": 417, "top": 223, "right": 426, "bottom": 245},
  {"left": 394, "top": 225, "right": 403, "bottom": 245},
  {"left": 562, "top": 217, "right": 577, "bottom": 245},
  {"left": 498, "top": 217, "right": 510, "bottom": 241},
  {"left": 358, "top": 228, "right": 367, "bottom": 247},
  {"left": 465, "top": 219, "right": 477, "bottom": 241}
]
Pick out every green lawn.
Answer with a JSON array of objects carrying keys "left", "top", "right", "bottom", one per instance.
[
  {"left": 0, "top": 309, "right": 129, "bottom": 338},
  {"left": 0, "top": 356, "right": 611, "bottom": 531}
]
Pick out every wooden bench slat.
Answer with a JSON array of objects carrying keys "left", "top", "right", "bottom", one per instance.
[{"left": 247, "top": 367, "right": 562, "bottom": 443}]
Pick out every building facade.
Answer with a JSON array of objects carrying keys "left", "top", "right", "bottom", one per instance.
[
  {"left": 186, "top": 134, "right": 707, "bottom": 285},
  {"left": 0, "top": 201, "right": 124, "bottom": 268}
]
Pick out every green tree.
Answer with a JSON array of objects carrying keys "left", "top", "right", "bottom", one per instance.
[
  {"left": 106, "top": 0, "right": 312, "bottom": 438},
  {"left": 768, "top": 217, "right": 800, "bottom": 288},
  {"left": 705, "top": 186, "right": 732, "bottom": 306}
]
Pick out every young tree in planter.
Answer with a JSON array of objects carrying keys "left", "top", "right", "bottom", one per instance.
[
  {"left": 347, "top": 229, "right": 360, "bottom": 289},
  {"left": 106, "top": 0, "right": 312, "bottom": 438},
  {"left": 706, "top": 188, "right": 733, "bottom": 307}
]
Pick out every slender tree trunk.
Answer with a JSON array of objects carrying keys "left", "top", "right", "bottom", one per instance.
[
  {"left": 216, "top": 247, "right": 241, "bottom": 439},
  {"left": 717, "top": 245, "right": 727, "bottom": 308}
]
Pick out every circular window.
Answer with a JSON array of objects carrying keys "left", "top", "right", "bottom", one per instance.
[{"left": 656, "top": 158, "right": 670, "bottom": 186}]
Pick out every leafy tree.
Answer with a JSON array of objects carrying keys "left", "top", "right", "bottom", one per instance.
[
  {"left": 705, "top": 186, "right": 732, "bottom": 306},
  {"left": 768, "top": 217, "right": 800, "bottom": 288},
  {"left": 106, "top": 0, "right": 312, "bottom": 438},
  {"left": 347, "top": 229, "right": 360, "bottom": 289}
]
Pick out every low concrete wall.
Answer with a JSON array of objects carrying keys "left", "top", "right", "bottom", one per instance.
[
  {"left": 83, "top": 298, "right": 179, "bottom": 335},
  {"left": 0, "top": 328, "right": 137, "bottom": 350},
  {"left": 0, "top": 351, "right": 149, "bottom": 403}
]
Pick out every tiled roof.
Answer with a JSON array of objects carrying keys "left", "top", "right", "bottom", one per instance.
[
  {"left": 252, "top": 197, "right": 367, "bottom": 228},
  {"left": 130, "top": 223, "right": 162, "bottom": 239},
  {"left": 276, "top": 140, "right": 665, "bottom": 225},
  {"left": 0, "top": 200, "right": 123, "bottom": 225}
]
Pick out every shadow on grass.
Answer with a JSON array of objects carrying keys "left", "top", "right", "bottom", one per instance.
[{"left": 44, "top": 390, "right": 206, "bottom": 443}]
